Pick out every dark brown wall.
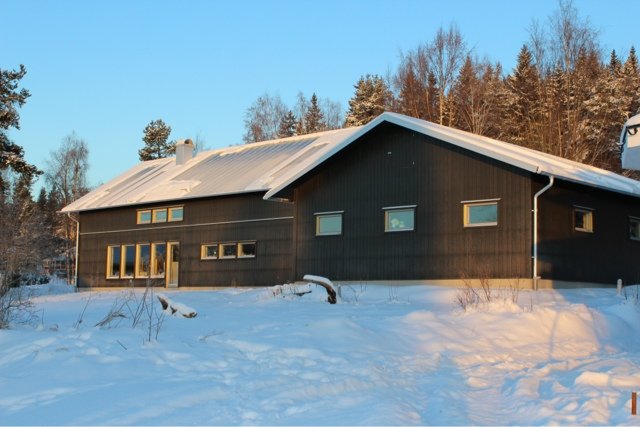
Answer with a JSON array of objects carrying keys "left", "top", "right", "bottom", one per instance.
[
  {"left": 291, "top": 122, "right": 534, "bottom": 281},
  {"left": 77, "top": 192, "right": 294, "bottom": 287},
  {"left": 536, "top": 177, "right": 640, "bottom": 284}
]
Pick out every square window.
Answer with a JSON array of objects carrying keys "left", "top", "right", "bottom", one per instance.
[
  {"left": 316, "top": 213, "right": 342, "bottom": 236},
  {"left": 384, "top": 208, "right": 415, "bottom": 232},
  {"left": 574, "top": 208, "right": 593, "bottom": 232},
  {"left": 152, "top": 208, "right": 167, "bottom": 223},
  {"left": 219, "top": 243, "right": 237, "bottom": 259},
  {"left": 464, "top": 202, "right": 498, "bottom": 227},
  {"left": 201, "top": 244, "right": 219, "bottom": 260},
  {"left": 631, "top": 218, "right": 640, "bottom": 241},
  {"left": 107, "top": 245, "right": 121, "bottom": 279},
  {"left": 137, "top": 210, "right": 151, "bottom": 224},
  {"left": 168, "top": 207, "right": 183, "bottom": 222},
  {"left": 238, "top": 242, "right": 257, "bottom": 258}
]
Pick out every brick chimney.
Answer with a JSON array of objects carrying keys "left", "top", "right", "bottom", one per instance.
[{"left": 175, "top": 139, "right": 194, "bottom": 165}]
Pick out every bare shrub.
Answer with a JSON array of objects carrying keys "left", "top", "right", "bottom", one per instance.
[
  {"left": 455, "top": 268, "right": 524, "bottom": 311},
  {"left": 94, "top": 279, "right": 165, "bottom": 342},
  {"left": 0, "top": 284, "right": 38, "bottom": 328}
]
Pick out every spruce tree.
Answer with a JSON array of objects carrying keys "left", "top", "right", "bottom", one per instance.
[
  {"left": 504, "top": 45, "right": 542, "bottom": 148},
  {"left": 303, "top": 94, "right": 325, "bottom": 133},
  {"left": 345, "top": 75, "right": 392, "bottom": 127},
  {"left": 138, "top": 119, "right": 174, "bottom": 160},
  {"left": 277, "top": 110, "right": 298, "bottom": 138}
]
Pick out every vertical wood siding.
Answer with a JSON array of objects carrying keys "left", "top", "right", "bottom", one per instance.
[
  {"left": 293, "top": 122, "right": 534, "bottom": 281},
  {"left": 77, "top": 193, "right": 294, "bottom": 287},
  {"left": 535, "top": 176, "right": 640, "bottom": 284}
]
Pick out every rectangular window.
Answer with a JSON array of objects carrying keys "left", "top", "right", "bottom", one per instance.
[
  {"left": 137, "top": 210, "right": 151, "bottom": 224},
  {"left": 136, "top": 243, "right": 150, "bottom": 277},
  {"left": 574, "top": 207, "right": 593, "bottom": 232},
  {"left": 219, "top": 243, "right": 237, "bottom": 259},
  {"left": 384, "top": 207, "right": 415, "bottom": 232},
  {"left": 122, "top": 245, "right": 135, "bottom": 278},
  {"left": 201, "top": 243, "right": 219, "bottom": 260},
  {"left": 463, "top": 201, "right": 498, "bottom": 227},
  {"left": 168, "top": 206, "right": 184, "bottom": 222},
  {"left": 316, "top": 212, "right": 343, "bottom": 236},
  {"left": 106, "top": 245, "right": 121, "bottom": 279},
  {"left": 152, "top": 208, "right": 167, "bottom": 223},
  {"left": 151, "top": 243, "right": 166, "bottom": 277},
  {"left": 631, "top": 217, "right": 640, "bottom": 241},
  {"left": 238, "top": 241, "right": 257, "bottom": 258}
]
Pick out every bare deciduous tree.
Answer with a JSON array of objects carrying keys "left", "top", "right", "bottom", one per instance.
[
  {"left": 45, "top": 134, "right": 90, "bottom": 283},
  {"left": 242, "top": 93, "right": 287, "bottom": 143}
]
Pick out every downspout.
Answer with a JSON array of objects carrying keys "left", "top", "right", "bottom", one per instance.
[
  {"left": 67, "top": 213, "right": 79, "bottom": 288},
  {"left": 532, "top": 175, "right": 554, "bottom": 290}
]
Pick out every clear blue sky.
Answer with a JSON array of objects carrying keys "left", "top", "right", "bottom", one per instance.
[{"left": 3, "top": 0, "right": 636, "bottom": 189}]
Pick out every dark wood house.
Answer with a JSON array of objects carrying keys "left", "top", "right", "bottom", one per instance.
[{"left": 62, "top": 112, "right": 640, "bottom": 288}]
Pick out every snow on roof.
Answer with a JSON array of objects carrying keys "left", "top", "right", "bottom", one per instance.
[
  {"left": 264, "top": 112, "right": 640, "bottom": 200},
  {"left": 61, "top": 127, "right": 362, "bottom": 213},
  {"left": 64, "top": 112, "right": 640, "bottom": 213}
]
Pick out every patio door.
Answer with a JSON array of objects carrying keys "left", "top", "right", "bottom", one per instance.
[{"left": 166, "top": 242, "right": 180, "bottom": 287}]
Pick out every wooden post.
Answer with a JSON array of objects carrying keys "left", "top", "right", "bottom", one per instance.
[{"left": 633, "top": 391, "right": 637, "bottom": 415}]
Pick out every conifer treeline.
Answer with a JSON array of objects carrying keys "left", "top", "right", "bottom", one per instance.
[{"left": 245, "top": 2, "right": 640, "bottom": 174}]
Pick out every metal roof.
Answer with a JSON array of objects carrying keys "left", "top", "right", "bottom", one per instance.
[
  {"left": 265, "top": 112, "right": 640, "bottom": 200},
  {"left": 63, "top": 112, "right": 640, "bottom": 213},
  {"left": 62, "top": 127, "right": 362, "bottom": 213}
]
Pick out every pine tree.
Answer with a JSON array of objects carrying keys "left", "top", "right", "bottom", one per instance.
[
  {"left": 0, "top": 65, "right": 40, "bottom": 183},
  {"left": 277, "top": 110, "right": 298, "bottom": 138},
  {"left": 344, "top": 75, "right": 392, "bottom": 127},
  {"left": 303, "top": 93, "right": 325, "bottom": 133},
  {"left": 138, "top": 119, "right": 174, "bottom": 160}
]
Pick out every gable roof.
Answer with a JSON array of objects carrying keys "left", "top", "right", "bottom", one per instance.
[
  {"left": 61, "top": 126, "right": 362, "bottom": 213},
  {"left": 63, "top": 111, "right": 640, "bottom": 213},
  {"left": 264, "top": 112, "right": 640, "bottom": 200}
]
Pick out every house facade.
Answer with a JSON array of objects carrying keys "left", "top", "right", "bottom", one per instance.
[{"left": 62, "top": 113, "right": 640, "bottom": 288}]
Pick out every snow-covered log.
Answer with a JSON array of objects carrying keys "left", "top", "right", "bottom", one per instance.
[
  {"left": 157, "top": 294, "right": 197, "bottom": 318},
  {"left": 303, "top": 274, "right": 337, "bottom": 304}
]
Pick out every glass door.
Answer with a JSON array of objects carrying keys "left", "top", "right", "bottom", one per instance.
[{"left": 166, "top": 242, "right": 179, "bottom": 287}]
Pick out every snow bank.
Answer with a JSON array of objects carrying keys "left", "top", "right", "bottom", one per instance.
[{"left": 0, "top": 285, "right": 638, "bottom": 425}]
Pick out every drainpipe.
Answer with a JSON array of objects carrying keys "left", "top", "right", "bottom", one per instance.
[
  {"left": 67, "top": 213, "right": 79, "bottom": 288},
  {"left": 532, "top": 175, "right": 554, "bottom": 290}
]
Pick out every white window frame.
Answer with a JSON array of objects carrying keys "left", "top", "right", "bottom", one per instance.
[
  {"left": 201, "top": 243, "right": 219, "bottom": 260},
  {"left": 219, "top": 242, "right": 237, "bottom": 259},
  {"left": 315, "top": 211, "right": 343, "bottom": 236},
  {"left": 574, "top": 206, "right": 594, "bottom": 233},
  {"left": 462, "top": 199, "right": 499, "bottom": 227},
  {"left": 168, "top": 206, "right": 184, "bottom": 222},
  {"left": 106, "top": 245, "right": 121, "bottom": 279},
  {"left": 238, "top": 241, "right": 257, "bottom": 258},
  {"left": 383, "top": 205, "right": 416, "bottom": 232},
  {"left": 137, "top": 209, "right": 151, "bottom": 224}
]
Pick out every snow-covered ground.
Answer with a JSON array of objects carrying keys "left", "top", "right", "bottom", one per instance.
[{"left": 1, "top": 282, "right": 640, "bottom": 425}]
